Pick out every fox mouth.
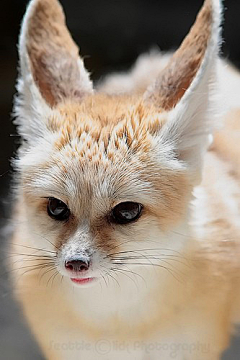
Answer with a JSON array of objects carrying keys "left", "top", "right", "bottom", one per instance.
[
  {"left": 71, "top": 277, "right": 95, "bottom": 284},
  {"left": 70, "top": 277, "right": 97, "bottom": 286}
]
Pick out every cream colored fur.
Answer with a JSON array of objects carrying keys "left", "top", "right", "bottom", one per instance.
[{"left": 10, "top": 0, "right": 240, "bottom": 359}]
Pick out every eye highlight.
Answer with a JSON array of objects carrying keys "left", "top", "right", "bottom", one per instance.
[
  {"left": 47, "top": 198, "right": 70, "bottom": 221},
  {"left": 111, "top": 202, "right": 143, "bottom": 225}
]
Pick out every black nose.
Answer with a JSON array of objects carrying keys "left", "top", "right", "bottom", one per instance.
[{"left": 65, "top": 259, "right": 89, "bottom": 272}]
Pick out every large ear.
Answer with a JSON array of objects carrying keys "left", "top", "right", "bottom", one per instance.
[
  {"left": 14, "top": 0, "right": 93, "bottom": 141},
  {"left": 144, "top": 0, "right": 222, "bottom": 183}
]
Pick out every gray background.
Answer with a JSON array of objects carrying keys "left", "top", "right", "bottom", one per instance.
[{"left": 1, "top": 0, "right": 240, "bottom": 359}]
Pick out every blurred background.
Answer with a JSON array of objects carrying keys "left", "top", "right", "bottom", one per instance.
[{"left": 0, "top": 0, "right": 240, "bottom": 358}]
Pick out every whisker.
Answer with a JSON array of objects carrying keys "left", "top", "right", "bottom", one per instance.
[
  {"left": 116, "top": 265, "right": 146, "bottom": 284},
  {"left": 111, "top": 261, "right": 183, "bottom": 283},
  {"left": 104, "top": 238, "right": 142, "bottom": 254},
  {"left": 39, "top": 265, "right": 57, "bottom": 282},
  {"left": 5, "top": 253, "right": 56, "bottom": 261},
  {"left": 101, "top": 265, "right": 120, "bottom": 287},
  {"left": 98, "top": 275, "right": 103, "bottom": 291},
  {"left": 107, "top": 270, "right": 121, "bottom": 288},
  {"left": 1, "top": 262, "right": 55, "bottom": 278},
  {"left": 111, "top": 268, "right": 139, "bottom": 290},
  {"left": 14, "top": 264, "right": 56, "bottom": 284},
  {"left": 31, "top": 231, "right": 58, "bottom": 250},
  {"left": 38, "top": 265, "right": 56, "bottom": 284},
  {"left": 8, "top": 242, "right": 56, "bottom": 254},
  {"left": 10, "top": 257, "right": 55, "bottom": 269},
  {"left": 98, "top": 273, "right": 105, "bottom": 290},
  {"left": 106, "top": 247, "right": 187, "bottom": 259},
  {"left": 102, "top": 273, "right": 109, "bottom": 288},
  {"left": 110, "top": 255, "right": 190, "bottom": 272},
  {"left": 47, "top": 270, "right": 59, "bottom": 287}
]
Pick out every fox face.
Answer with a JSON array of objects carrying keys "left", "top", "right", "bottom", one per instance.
[
  {"left": 18, "top": 96, "right": 191, "bottom": 283},
  {"left": 14, "top": 0, "right": 221, "bottom": 286}
]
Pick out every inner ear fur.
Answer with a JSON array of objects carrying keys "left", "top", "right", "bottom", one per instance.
[
  {"left": 144, "top": 0, "right": 213, "bottom": 110},
  {"left": 22, "top": 0, "right": 92, "bottom": 107}
]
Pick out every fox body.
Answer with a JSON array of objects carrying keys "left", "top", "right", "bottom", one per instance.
[{"left": 10, "top": 0, "right": 240, "bottom": 359}]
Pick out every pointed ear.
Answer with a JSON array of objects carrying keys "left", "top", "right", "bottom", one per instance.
[
  {"left": 144, "top": 0, "right": 222, "bottom": 183},
  {"left": 15, "top": 0, "right": 92, "bottom": 141}
]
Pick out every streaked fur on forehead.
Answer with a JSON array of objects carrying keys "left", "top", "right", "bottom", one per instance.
[
  {"left": 52, "top": 95, "right": 167, "bottom": 160},
  {"left": 22, "top": 95, "right": 183, "bottom": 166},
  {"left": 19, "top": 93, "right": 175, "bottom": 168}
]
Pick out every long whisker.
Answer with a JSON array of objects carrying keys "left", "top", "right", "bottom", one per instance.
[
  {"left": 51, "top": 271, "right": 60, "bottom": 287},
  {"left": 101, "top": 273, "right": 108, "bottom": 288},
  {"left": 110, "top": 248, "right": 186, "bottom": 279},
  {"left": 1, "top": 261, "right": 56, "bottom": 279},
  {"left": 47, "top": 270, "right": 59, "bottom": 287},
  {"left": 110, "top": 255, "right": 190, "bottom": 270},
  {"left": 40, "top": 266, "right": 57, "bottom": 283},
  {"left": 114, "top": 265, "right": 146, "bottom": 284},
  {"left": 106, "top": 270, "right": 121, "bottom": 288},
  {"left": 111, "top": 261, "right": 183, "bottom": 283},
  {"left": 14, "top": 264, "right": 56, "bottom": 284},
  {"left": 31, "top": 231, "right": 58, "bottom": 250},
  {"left": 8, "top": 242, "right": 56, "bottom": 254},
  {"left": 103, "top": 238, "right": 142, "bottom": 254},
  {"left": 106, "top": 247, "right": 187, "bottom": 259},
  {"left": 10, "top": 257, "right": 56, "bottom": 270},
  {"left": 111, "top": 267, "right": 139, "bottom": 290},
  {"left": 5, "top": 253, "right": 56, "bottom": 261},
  {"left": 100, "top": 265, "right": 120, "bottom": 288}
]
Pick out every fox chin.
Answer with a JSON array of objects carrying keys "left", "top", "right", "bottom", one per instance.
[{"left": 9, "top": 0, "right": 240, "bottom": 359}]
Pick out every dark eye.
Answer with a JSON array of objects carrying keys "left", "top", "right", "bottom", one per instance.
[
  {"left": 111, "top": 202, "right": 143, "bottom": 224},
  {"left": 47, "top": 198, "right": 70, "bottom": 221}
]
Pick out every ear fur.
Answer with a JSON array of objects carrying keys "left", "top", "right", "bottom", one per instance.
[
  {"left": 14, "top": 0, "right": 92, "bottom": 141},
  {"left": 144, "top": 0, "right": 222, "bottom": 184}
]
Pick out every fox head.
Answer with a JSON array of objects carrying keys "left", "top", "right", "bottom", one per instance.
[{"left": 14, "top": 0, "right": 222, "bottom": 286}]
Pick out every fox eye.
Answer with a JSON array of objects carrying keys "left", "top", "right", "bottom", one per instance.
[
  {"left": 47, "top": 198, "right": 70, "bottom": 221},
  {"left": 111, "top": 202, "right": 143, "bottom": 224}
]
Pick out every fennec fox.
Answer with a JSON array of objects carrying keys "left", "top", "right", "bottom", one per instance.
[{"left": 10, "top": 0, "right": 240, "bottom": 359}]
